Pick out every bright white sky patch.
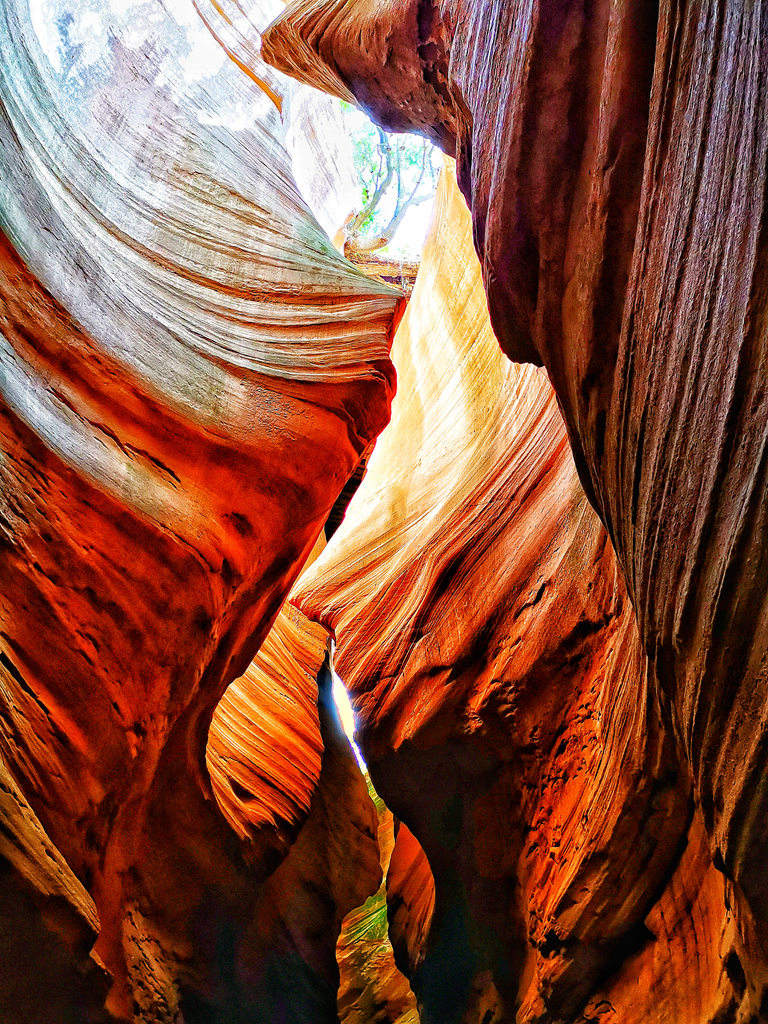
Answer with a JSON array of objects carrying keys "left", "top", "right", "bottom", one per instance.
[{"left": 332, "top": 669, "right": 366, "bottom": 770}]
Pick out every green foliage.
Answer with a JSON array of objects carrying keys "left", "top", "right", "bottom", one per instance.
[{"left": 343, "top": 109, "right": 439, "bottom": 251}]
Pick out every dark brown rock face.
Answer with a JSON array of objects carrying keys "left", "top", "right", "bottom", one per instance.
[
  {"left": 262, "top": 1, "right": 768, "bottom": 1003},
  {"left": 264, "top": 17, "right": 768, "bottom": 948}
]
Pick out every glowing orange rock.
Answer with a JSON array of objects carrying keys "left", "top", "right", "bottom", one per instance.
[
  {"left": 0, "top": 0, "right": 398, "bottom": 1017},
  {"left": 208, "top": 603, "right": 326, "bottom": 864},
  {"left": 293, "top": 163, "right": 759, "bottom": 1022}
]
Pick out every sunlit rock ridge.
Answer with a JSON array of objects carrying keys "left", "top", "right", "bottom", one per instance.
[{"left": 264, "top": 3, "right": 768, "bottom": 1023}]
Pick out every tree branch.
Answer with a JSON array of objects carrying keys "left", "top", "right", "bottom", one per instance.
[
  {"left": 346, "top": 128, "right": 393, "bottom": 235},
  {"left": 375, "top": 142, "right": 428, "bottom": 244},
  {"left": 346, "top": 136, "right": 435, "bottom": 256}
]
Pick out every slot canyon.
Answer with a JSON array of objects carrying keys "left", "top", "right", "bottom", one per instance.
[{"left": 1, "top": 0, "right": 767, "bottom": 1022}]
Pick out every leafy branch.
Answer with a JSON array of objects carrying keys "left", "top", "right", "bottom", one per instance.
[{"left": 344, "top": 125, "right": 438, "bottom": 258}]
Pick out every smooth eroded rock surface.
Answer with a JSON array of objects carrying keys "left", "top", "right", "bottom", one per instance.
[
  {"left": 0, "top": 0, "right": 398, "bottom": 1017},
  {"left": 294, "top": 163, "right": 760, "bottom": 1022}
]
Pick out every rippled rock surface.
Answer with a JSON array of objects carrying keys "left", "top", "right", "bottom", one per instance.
[
  {"left": 0, "top": 0, "right": 399, "bottom": 1018},
  {"left": 293, "top": 160, "right": 765, "bottom": 1022},
  {"left": 4, "top": 0, "right": 768, "bottom": 1019}
]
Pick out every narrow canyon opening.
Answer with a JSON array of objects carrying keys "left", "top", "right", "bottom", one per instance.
[{"left": 331, "top": 657, "right": 421, "bottom": 1024}]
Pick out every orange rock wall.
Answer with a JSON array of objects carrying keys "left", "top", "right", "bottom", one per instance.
[
  {"left": 0, "top": 0, "right": 398, "bottom": 1018},
  {"left": 293, "top": 163, "right": 762, "bottom": 1022},
  {"left": 265, "top": 3, "right": 768, "bottom": 1017}
]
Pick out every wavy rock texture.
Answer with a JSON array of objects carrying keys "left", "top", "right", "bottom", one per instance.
[
  {"left": 293, "top": 162, "right": 762, "bottom": 1022},
  {"left": 267, "top": 2, "right": 768, "bottom": 1013},
  {"left": 207, "top": 601, "right": 326, "bottom": 864},
  {"left": 0, "top": 0, "right": 399, "bottom": 1018}
]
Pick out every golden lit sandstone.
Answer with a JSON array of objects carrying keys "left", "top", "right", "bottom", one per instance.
[
  {"left": 263, "top": 2, "right": 768, "bottom": 1014},
  {"left": 0, "top": 0, "right": 399, "bottom": 1018},
  {"left": 294, "top": 163, "right": 763, "bottom": 1022},
  {"left": 265, "top": 0, "right": 768, "bottom": 910}
]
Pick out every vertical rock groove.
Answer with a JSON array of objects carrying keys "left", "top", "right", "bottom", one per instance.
[{"left": 265, "top": 4, "right": 768, "bottom": 1016}]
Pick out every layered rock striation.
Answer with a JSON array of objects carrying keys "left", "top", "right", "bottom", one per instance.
[
  {"left": 3, "top": 0, "right": 765, "bottom": 1019},
  {"left": 264, "top": 4, "right": 768, "bottom": 1015},
  {"left": 293, "top": 160, "right": 763, "bottom": 1021},
  {"left": 0, "top": 0, "right": 399, "bottom": 1018}
]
